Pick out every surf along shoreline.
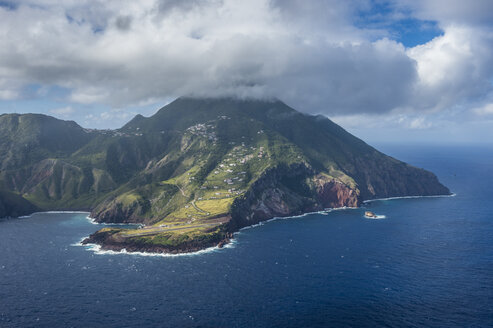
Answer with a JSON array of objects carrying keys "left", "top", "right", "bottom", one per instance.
[
  {"left": 7, "top": 193, "right": 454, "bottom": 257},
  {"left": 82, "top": 193, "right": 454, "bottom": 256}
]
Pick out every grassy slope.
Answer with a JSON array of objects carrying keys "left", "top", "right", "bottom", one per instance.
[
  {"left": 88, "top": 104, "right": 316, "bottom": 247},
  {"left": 0, "top": 98, "right": 449, "bottom": 249}
]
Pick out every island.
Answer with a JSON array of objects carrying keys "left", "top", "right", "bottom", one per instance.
[{"left": 0, "top": 97, "right": 450, "bottom": 253}]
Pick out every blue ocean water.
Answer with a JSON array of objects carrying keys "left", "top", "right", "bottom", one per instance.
[{"left": 0, "top": 144, "right": 492, "bottom": 328}]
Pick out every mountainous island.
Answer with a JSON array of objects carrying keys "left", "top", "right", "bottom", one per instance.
[{"left": 0, "top": 97, "right": 450, "bottom": 253}]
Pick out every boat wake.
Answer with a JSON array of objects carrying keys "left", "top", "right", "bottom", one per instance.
[{"left": 364, "top": 214, "right": 386, "bottom": 220}]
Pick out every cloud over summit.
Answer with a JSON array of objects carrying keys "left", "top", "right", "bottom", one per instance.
[{"left": 0, "top": 0, "right": 492, "bottom": 130}]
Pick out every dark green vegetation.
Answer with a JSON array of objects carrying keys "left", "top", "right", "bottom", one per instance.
[
  {"left": 0, "top": 98, "right": 449, "bottom": 252},
  {"left": 0, "top": 187, "right": 38, "bottom": 218}
]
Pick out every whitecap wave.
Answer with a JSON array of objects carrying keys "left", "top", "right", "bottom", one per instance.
[
  {"left": 364, "top": 214, "right": 386, "bottom": 220},
  {"left": 71, "top": 237, "right": 89, "bottom": 247},
  {"left": 222, "top": 238, "right": 238, "bottom": 249},
  {"left": 238, "top": 207, "right": 359, "bottom": 231},
  {"left": 325, "top": 206, "right": 359, "bottom": 212},
  {"left": 43, "top": 211, "right": 90, "bottom": 214},
  {"left": 363, "top": 193, "right": 456, "bottom": 204},
  {"left": 239, "top": 221, "right": 265, "bottom": 231},
  {"left": 85, "top": 215, "right": 99, "bottom": 225},
  {"left": 78, "top": 238, "right": 236, "bottom": 258},
  {"left": 239, "top": 214, "right": 302, "bottom": 231}
]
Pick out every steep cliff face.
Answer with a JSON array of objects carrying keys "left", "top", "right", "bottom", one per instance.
[
  {"left": 313, "top": 174, "right": 359, "bottom": 208},
  {"left": 228, "top": 163, "right": 362, "bottom": 230},
  {"left": 229, "top": 164, "right": 310, "bottom": 228},
  {"left": 228, "top": 157, "right": 447, "bottom": 232},
  {"left": 0, "top": 189, "right": 38, "bottom": 218},
  {"left": 345, "top": 155, "right": 450, "bottom": 200},
  {"left": 0, "top": 97, "right": 451, "bottom": 253},
  {"left": 90, "top": 195, "right": 151, "bottom": 224}
]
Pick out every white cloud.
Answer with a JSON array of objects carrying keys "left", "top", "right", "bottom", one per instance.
[
  {"left": 407, "top": 25, "right": 493, "bottom": 112},
  {"left": 0, "top": 0, "right": 492, "bottom": 133},
  {"left": 0, "top": 89, "right": 18, "bottom": 100},
  {"left": 408, "top": 116, "right": 432, "bottom": 129},
  {"left": 332, "top": 112, "right": 432, "bottom": 131},
  {"left": 0, "top": 0, "right": 417, "bottom": 114},
  {"left": 395, "top": 0, "right": 493, "bottom": 27},
  {"left": 50, "top": 106, "right": 74, "bottom": 116},
  {"left": 473, "top": 103, "right": 493, "bottom": 116}
]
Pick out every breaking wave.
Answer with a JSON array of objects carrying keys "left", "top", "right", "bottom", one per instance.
[
  {"left": 73, "top": 238, "right": 237, "bottom": 258},
  {"left": 363, "top": 193, "right": 456, "bottom": 204}
]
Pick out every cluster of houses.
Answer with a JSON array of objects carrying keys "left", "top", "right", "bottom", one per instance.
[
  {"left": 181, "top": 138, "right": 271, "bottom": 214},
  {"left": 186, "top": 123, "right": 218, "bottom": 143},
  {"left": 178, "top": 135, "right": 276, "bottom": 217},
  {"left": 258, "top": 146, "right": 265, "bottom": 158},
  {"left": 195, "top": 145, "right": 253, "bottom": 200}
]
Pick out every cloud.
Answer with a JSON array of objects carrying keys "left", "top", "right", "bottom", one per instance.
[
  {"left": 332, "top": 111, "right": 433, "bottom": 131},
  {"left": 115, "top": 15, "right": 132, "bottom": 31},
  {"left": 395, "top": 0, "right": 493, "bottom": 27},
  {"left": 407, "top": 116, "right": 432, "bottom": 129},
  {"left": 82, "top": 107, "right": 137, "bottom": 128},
  {"left": 0, "top": 0, "right": 492, "bottom": 128},
  {"left": 407, "top": 25, "right": 493, "bottom": 112},
  {"left": 50, "top": 106, "right": 74, "bottom": 116},
  {"left": 473, "top": 103, "right": 493, "bottom": 116}
]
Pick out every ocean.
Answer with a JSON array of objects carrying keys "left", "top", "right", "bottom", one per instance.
[{"left": 1, "top": 144, "right": 492, "bottom": 327}]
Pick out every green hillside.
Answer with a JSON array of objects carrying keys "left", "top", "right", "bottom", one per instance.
[{"left": 0, "top": 97, "right": 449, "bottom": 253}]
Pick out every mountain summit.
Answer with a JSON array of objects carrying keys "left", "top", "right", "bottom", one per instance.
[{"left": 0, "top": 97, "right": 449, "bottom": 253}]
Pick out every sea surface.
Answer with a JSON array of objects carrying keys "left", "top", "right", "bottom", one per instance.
[{"left": 1, "top": 144, "right": 492, "bottom": 328}]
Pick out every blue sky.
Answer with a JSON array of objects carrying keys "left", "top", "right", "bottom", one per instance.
[
  {"left": 0, "top": 0, "right": 492, "bottom": 144},
  {"left": 355, "top": 1, "right": 443, "bottom": 47}
]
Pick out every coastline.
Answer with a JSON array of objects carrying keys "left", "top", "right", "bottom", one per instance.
[
  {"left": 2, "top": 192, "right": 455, "bottom": 257},
  {"left": 362, "top": 193, "right": 456, "bottom": 204},
  {"left": 81, "top": 192, "right": 454, "bottom": 256},
  {"left": 16, "top": 210, "right": 91, "bottom": 219},
  {"left": 78, "top": 238, "right": 238, "bottom": 258},
  {"left": 238, "top": 207, "right": 360, "bottom": 231},
  {"left": 91, "top": 192, "right": 454, "bottom": 256}
]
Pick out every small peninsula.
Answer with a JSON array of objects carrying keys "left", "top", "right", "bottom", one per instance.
[{"left": 0, "top": 97, "right": 449, "bottom": 253}]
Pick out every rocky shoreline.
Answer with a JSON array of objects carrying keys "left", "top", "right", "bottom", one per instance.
[
  {"left": 79, "top": 159, "right": 451, "bottom": 255},
  {"left": 81, "top": 227, "right": 234, "bottom": 255},
  {"left": 0, "top": 99, "right": 451, "bottom": 256},
  {"left": 81, "top": 236, "right": 233, "bottom": 255},
  {"left": 81, "top": 192, "right": 452, "bottom": 255}
]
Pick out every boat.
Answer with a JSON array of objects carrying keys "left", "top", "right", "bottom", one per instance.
[{"left": 365, "top": 211, "right": 377, "bottom": 218}]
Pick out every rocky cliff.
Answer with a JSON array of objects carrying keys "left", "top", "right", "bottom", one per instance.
[
  {"left": 0, "top": 189, "right": 38, "bottom": 218},
  {"left": 0, "top": 97, "right": 449, "bottom": 254}
]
